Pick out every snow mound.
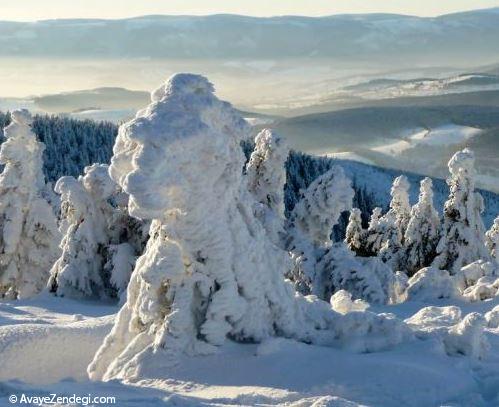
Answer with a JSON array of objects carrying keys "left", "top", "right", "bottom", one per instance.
[
  {"left": 405, "top": 267, "right": 459, "bottom": 302},
  {"left": 0, "top": 316, "right": 113, "bottom": 384},
  {"left": 485, "top": 305, "right": 499, "bottom": 328},
  {"left": 405, "top": 307, "right": 489, "bottom": 360},
  {"left": 330, "top": 290, "right": 369, "bottom": 314}
]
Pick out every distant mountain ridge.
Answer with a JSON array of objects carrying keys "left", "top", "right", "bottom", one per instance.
[{"left": 1, "top": 9, "right": 499, "bottom": 65}]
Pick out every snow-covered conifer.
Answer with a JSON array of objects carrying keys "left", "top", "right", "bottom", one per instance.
[
  {"left": 404, "top": 177, "right": 440, "bottom": 275},
  {"left": 290, "top": 166, "right": 354, "bottom": 247},
  {"left": 88, "top": 74, "right": 408, "bottom": 381},
  {"left": 317, "top": 243, "right": 397, "bottom": 304},
  {"left": 246, "top": 128, "right": 288, "bottom": 218},
  {"left": 246, "top": 129, "right": 288, "bottom": 245},
  {"left": 286, "top": 167, "right": 354, "bottom": 295},
  {"left": 433, "top": 149, "right": 490, "bottom": 273},
  {"left": 485, "top": 217, "right": 499, "bottom": 264},
  {"left": 364, "top": 207, "right": 384, "bottom": 255},
  {"left": 0, "top": 110, "right": 60, "bottom": 299},
  {"left": 388, "top": 175, "right": 411, "bottom": 239},
  {"left": 377, "top": 175, "right": 411, "bottom": 270},
  {"left": 48, "top": 164, "right": 117, "bottom": 299},
  {"left": 345, "top": 208, "right": 366, "bottom": 256}
]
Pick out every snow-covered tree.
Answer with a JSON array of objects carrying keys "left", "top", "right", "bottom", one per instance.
[
  {"left": 286, "top": 167, "right": 354, "bottom": 295},
  {"left": 433, "top": 149, "right": 490, "bottom": 274},
  {"left": 377, "top": 175, "right": 411, "bottom": 271},
  {"left": 48, "top": 164, "right": 117, "bottom": 299},
  {"left": 0, "top": 110, "right": 60, "bottom": 299},
  {"left": 404, "top": 177, "right": 440, "bottom": 275},
  {"left": 317, "top": 243, "right": 398, "bottom": 304},
  {"left": 345, "top": 208, "right": 366, "bottom": 256},
  {"left": 246, "top": 128, "right": 288, "bottom": 218},
  {"left": 364, "top": 207, "right": 384, "bottom": 255},
  {"left": 88, "top": 74, "right": 408, "bottom": 381},
  {"left": 388, "top": 175, "right": 411, "bottom": 239},
  {"left": 290, "top": 166, "right": 354, "bottom": 247},
  {"left": 485, "top": 217, "right": 499, "bottom": 264},
  {"left": 246, "top": 129, "right": 288, "bottom": 245},
  {"left": 49, "top": 163, "right": 146, "bottom": 300}
]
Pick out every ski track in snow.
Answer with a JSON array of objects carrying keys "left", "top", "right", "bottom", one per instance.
[{"left": 1, "top": 295, "right": 499, "bottom": 406}]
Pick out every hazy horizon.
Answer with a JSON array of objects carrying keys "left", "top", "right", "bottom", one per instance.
[{"left": 2, "top": 0, "right": 499, "bottom": 21}]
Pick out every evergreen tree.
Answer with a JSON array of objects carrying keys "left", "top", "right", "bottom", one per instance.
[
  {"left": 377, "top": 175, "right": 411, "bottom": 271},
  {"left": 49, "top": 164, "right": 146, "bottom": 299},
  {"left": 345, "top": 208, "right": 367, "bottom": 256},
  {"left": 0, "top": 110, "right": 60, "bottom": 299},
  {"left": 246, "top": 129, "right": 288, "bottom": 245},
  {"left": 365, "top": 207, "right": 384, "bottom": 256},
  {"left": 433, "top": 149, "right": 490, "bottom": 274},
  {"left": 404, "top": 177, "right": 440, "bottom": 275},
  {"left": 485, "top": 217, "right": 499, "bottom": 265}
]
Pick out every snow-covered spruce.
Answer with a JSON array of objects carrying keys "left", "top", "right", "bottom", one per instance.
[
  {"left": 245, "top": 128, "right": 288, "bottom": 245},
  {"left": 364, "top": 207, "right": 384, "bottom": 256},
  {"left": 0, "top": 110, "right": 60, "bottom": 299},
  {"left": 290, "top": 166, "right": 354, "bottom": 247},
  {"left": 88, "top": 74, "right": 410, "bottom": 381},
  {"left": 485, "top": 217, "right": 499, "bottom": 264},
  {"left": 345, "top": 208, "right": 367, "bottom": 256},
  {"left": 404, "top": 178, "right": 440, "bottom": 275},
  {"left": 286, "top": 167, "right": 354, "bottom": 297},
  {"left": 317, "top": 243, "right": 400, "bottom": 304},
  {"left": 48, "top": 164, "right": 145, "bottom": 300},
  {"left": 378, "top": 175, "right": 411, "bottom": 271},
  {"left": 433, "top": 149, "right": 490, "bottom": 274}
]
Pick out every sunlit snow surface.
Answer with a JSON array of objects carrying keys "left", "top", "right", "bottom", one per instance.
[{"left": 1, "top": 294, "right": 499, "bottom": 406}]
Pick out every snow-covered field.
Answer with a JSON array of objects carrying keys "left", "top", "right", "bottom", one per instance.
[{"left": 1, "top": 294, "right": 499, "bottom": 406}]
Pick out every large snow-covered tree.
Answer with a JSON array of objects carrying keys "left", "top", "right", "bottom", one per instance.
[
  {"left": 404, "top": 177, "right": 440, "bottom": 275},
  {"left": 88, "top": 74, "right": 407, "bottom": 381},
  {"left": 433, "top": 149, "right": 490, "bottom": 274},
  {"left": 485, "top": 217, "right": 499, "bottom": 265},
  {"left": 0, "top": 110, "right": 60, "bottom": 299}
]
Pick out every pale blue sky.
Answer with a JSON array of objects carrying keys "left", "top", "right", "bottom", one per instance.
[{"left": 2, "top": 0, "right": 499, "bottom": 21}]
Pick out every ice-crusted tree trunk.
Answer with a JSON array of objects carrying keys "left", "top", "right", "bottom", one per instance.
[
  {"left": 245, "top": 129, "right": 288, "bottom": 245},
  {"left": 88, "top": 74, "right": 409, "bottom": 381},
  {"left": 485, "top": 217, "right": 498, "bottom": 265},
  {"left": 49, "top": 164, "right": 145, "bottom": 300},
  {"left": 286, "top": 167, "right": 354, "bottom": 296},
  {"left": 344, "top": 208, "right": 367, "bottom": 256},
  {"left": 433, "top": 149, "right": 490, "bottom": 274},
  {"left": 404, "top": 177, "right": 440, "bottom": 275},
  {"left": 0, "top": 110, "right": 60, "bottom": 299}
]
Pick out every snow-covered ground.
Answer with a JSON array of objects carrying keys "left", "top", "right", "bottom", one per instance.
[
  {"left": 1, "top": 294, "right": 498, "bottom": 406},
  {"left": 372, "top": 125, "right": 481, "bottom": 155}
]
